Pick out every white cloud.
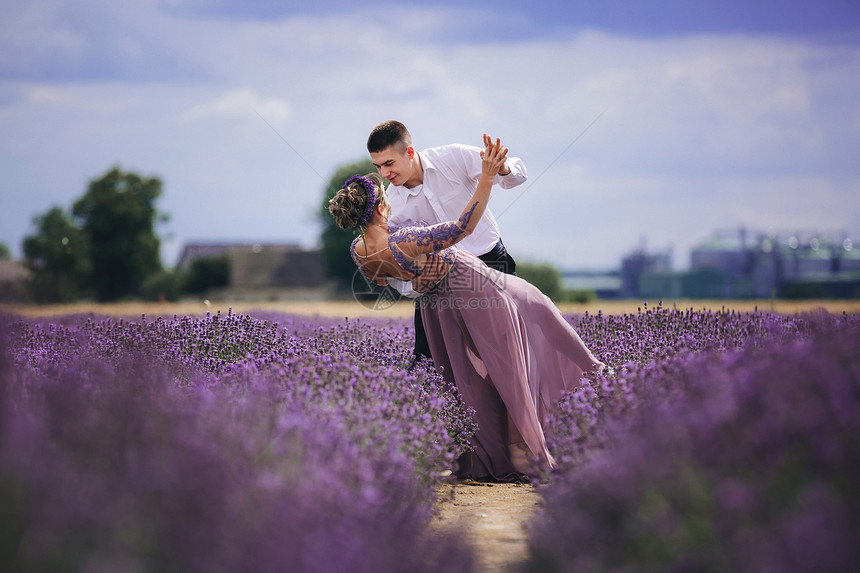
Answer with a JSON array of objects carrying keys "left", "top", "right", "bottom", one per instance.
[
  {"left": 181, "top": 88, "right": 292, "bottom": 126},
  {"left": 1, "top": 3, "right": 858, "bottom": 271}
]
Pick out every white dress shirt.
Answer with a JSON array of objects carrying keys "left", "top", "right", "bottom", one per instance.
[{"left": 385, "top": 144, "right": 528, "bottom": 297}]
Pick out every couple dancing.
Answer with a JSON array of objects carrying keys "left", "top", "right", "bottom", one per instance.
[{"left": 328, "top": 121, "right": 604, "bottom": 482}]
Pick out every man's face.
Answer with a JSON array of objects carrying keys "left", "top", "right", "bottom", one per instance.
[{"left": 370, "top": 144, "right": 413, "bottom": 187}]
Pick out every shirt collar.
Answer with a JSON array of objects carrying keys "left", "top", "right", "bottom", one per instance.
[
  {"left": 399, "top": 149, "right": 433, "bottom": 197},
  {"left": 401, "top": 185, "right": 421, "bottom": 197},
  {"left": 418, "top": 149, "right": 435, "bottom": 173}
]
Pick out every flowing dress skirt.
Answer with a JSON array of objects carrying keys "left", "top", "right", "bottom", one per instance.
[{"left": 419, "top": 250, "right": 601, "bottom": 482}]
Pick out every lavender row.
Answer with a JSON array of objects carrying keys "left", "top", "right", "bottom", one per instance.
[
  {"left": 7, "top": 309, "right": 477, "bottom": 456},
  {"left": 529, "top": 309, "right": 860, "bottom": 572},
  {"left": 569, "top": 301, "right": 833, "bottom": 367},
  {"left": 1, "top": 311, "right": 476, "bottom": 572}
]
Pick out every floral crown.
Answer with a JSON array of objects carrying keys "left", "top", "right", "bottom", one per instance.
[{"left": 342, "top": 175, "right": 377, "bottom": 229}]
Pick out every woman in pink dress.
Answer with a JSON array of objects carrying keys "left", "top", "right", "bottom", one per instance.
[{"left": 328, "top": 135, "right": 604, "bottom": 482}]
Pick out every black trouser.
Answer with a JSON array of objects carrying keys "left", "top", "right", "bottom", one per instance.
[{"left": 411, "top": 239, "right": 517, "bottom": 366}]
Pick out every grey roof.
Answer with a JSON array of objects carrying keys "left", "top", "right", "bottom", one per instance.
[
  {"left": 176, "top": 241, "right": 302, "bottom": 272},
  {"left": 229, "top": 246, "right": 326, "bottom": 288}
]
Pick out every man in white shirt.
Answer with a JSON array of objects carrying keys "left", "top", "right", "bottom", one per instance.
[{"left": 367, "top": 120, "right": 528, "bottom": 366}]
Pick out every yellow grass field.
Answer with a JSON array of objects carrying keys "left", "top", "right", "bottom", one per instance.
[{"left": 3, "top": 298, "right": 860, "bottom": 319}]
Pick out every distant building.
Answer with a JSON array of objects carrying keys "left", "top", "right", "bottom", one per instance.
[
  {"left": 690, "top": 227, "right": 754, "bottom": 277},
  {"left": 630, "top": 227, "right": 860, "bottom": 299},
  {"left": 0, "top": 259, "right": 28, "bottom": 302},
  {"left": 614, "top": 227, "right": 860, "bottom": 300},
  {"left": 619, "top": 247, "right": 672, "bottom": 298},
  {"left": 176, "top": 242, "right": 332, "bottom": 301},
  {"left": 177, "top": 243, "right": 238, "bottom": 273},
  {"left": 561, "top": 271, "right": 622, "bottom": 299},
  {"left": 690, "top": 228, "right": 859, "bottom": 298},
  {"left": 686, "top": 227, "right": 758, "bottom": 298}
]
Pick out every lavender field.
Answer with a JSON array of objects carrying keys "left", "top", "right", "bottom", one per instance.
[{"left": 2, "top": 304, "right": 859, "bottom": 572}]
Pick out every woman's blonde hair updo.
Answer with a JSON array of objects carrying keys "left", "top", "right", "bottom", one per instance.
[{"left": 328, "top": 173, "right": 388, "bottom": 230}]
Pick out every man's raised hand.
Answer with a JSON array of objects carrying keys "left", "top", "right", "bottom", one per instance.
[{"left": 481, "top": 134, "right": 509, "bottom": 177}]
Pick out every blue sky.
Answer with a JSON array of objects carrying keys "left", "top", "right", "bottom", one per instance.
[{"left": 2, "top": 0, "right": 859, "bottom": 270}]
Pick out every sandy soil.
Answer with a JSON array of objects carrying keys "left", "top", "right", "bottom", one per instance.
[{"left": 432, "top": 481, "right": 539, "bottom": 573}]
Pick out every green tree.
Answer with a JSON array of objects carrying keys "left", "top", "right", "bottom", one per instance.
[
  {"left": 72, "top": 167, "right": 165, "bottom": 301},
  {"left": 517, "top": 261, "right": 563, "bottom": 302},
  {"left": 141, "top": 269, "right": 183, "bottom": 302},
  {"left": 0, "top": 242, "right": 11, "bottom": 260},
  {"left": 22, "top": 207, "right": 92, "bottom": 302},
  {"left": 183, "top": 254, "right": 230, "bottom": 294},
  {"left": 319, "top": 159, "right": 377, "bottom": 289}
]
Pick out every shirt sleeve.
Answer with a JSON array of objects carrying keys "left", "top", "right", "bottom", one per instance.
[
  {"left": 448, "top": 144, "right": 527, "bottom": 192},
  {"left": 497, "top": 154, "right": 527, "bottom": 189},
  {"left": 386, "top": 277, "right": 419, "bottom": 299}
]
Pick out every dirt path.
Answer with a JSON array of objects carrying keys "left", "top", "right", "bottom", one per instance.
[{"left": 432, "top": 482, "right": 540, "bottom": 572}]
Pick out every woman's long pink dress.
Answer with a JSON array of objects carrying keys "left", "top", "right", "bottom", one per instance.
[{"left": 353, "top": 227, "right": 602, "bottom": 482}]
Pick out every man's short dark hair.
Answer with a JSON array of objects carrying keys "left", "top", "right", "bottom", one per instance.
[{"left": 367, "top": 120, "right": 412, "bottom": 154}]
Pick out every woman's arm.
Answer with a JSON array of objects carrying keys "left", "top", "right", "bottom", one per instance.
[{"left": 391, "top": 135, "right": 508, "bottom": 257}]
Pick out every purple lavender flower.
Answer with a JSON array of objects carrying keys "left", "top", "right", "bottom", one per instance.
[
  {"left": 0, "top": 310, "right": 475, "bottom": 572},
  {"left": 528, "top": 311, "right": 860, "bottom": 572}
]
